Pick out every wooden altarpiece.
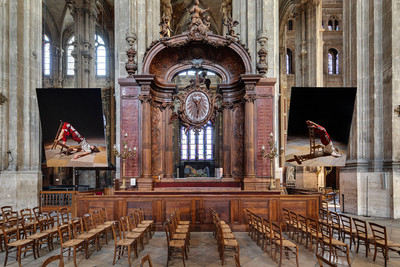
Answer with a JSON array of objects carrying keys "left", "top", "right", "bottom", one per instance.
[{"left": 118, "top": 31, "right": 276, "bottom": 191}]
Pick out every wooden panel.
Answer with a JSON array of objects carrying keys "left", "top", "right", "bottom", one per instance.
[
  {"left": 74, "top": 193, "right": 320, "bottom": 231},
  {"left": 203, "top": 198, "right": 231, "bottom": 224}
]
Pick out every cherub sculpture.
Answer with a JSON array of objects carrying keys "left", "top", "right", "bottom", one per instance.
[
  {"left": 159, "top": 13, "right": 173, "bottom": 38},
  {"left": 223, "top": 16, "right": 240, "bottom": 40}
]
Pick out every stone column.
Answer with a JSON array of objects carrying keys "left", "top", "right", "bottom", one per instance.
[
  {"left": 222, "top": 107, "right": 232, "bottom": 180},
  {"left": 67, "top": 0, "right": 97, "bottom": 88},
  {"left": 0, "top": 0, "right": 42, "bottom": 209}
]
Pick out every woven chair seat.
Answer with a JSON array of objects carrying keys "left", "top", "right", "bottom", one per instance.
[
  {"left": 62, "top": 238, "right": 85, "bottom": 247},
  {"left": 116, "top": 238, "right": 135, "bottom": 247},
  {"left": 170, "top": 239, "right": 185, "bottom": 248},
  {"left": 8, "top": 239, "right": 34, "bottom": 247},
  {"left": 224, "top": 238, "right": 238, "bottom": 247}
]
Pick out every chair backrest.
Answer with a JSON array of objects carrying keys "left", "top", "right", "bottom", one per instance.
[
  {"left": 282, "top": 208, "right": 291, "bottom": 224},
  {"left": 139, "top": 254, "right": 153, "bottom": 267},
  {"left": 20, "top": 208, "right": 35, "bottom": 222},
  {"left": 340, "top": 214, "right": 352, "bottom": 230},
  {"left": 41, "top": 254, "right": 64, "bottom": 267},
  {"left": 319, "top": 221, "right": 332, "bottom": 242},
  {"left": 70, "top": 217, "right": 84, "bottom": 238},
  {"left": 47, "top": 210, "right": 60, "bottom": 228},
  {"left": 99, "top": 208, "right": 108, "bottom": 223},
  {"left": 33, "top": 207, "right": 41, "bottom": 219},
  {"left": 330, "top": 212, "right": 341, "bottom": 226},
  {"left": 58, "top": 223, "right": 72, "bottom": 246},
  {"left": 262, "top": 217, "right": 272, "bottom": 237},
  {"left": 111, "top": 222, "right": 122, "bottom": 242},
  {"left": 120, "top": 216, "right": 130, "bottom": 238},
  {"left": 134, "top": 209, "right": 143, "bottom": 224},
  {"left": 353, "top": 217, "right": 368, "bottom": 238},
  {"left": 307, "top": 217, "right": 319, "bottom": 239},
  {"left": 289, "top": 211, "right": 299, "bottom": 227},
  {"left": 83, "top": 214, "right": 96, "bottom": 232},
  {"left": 253, "top": 214, "right": 263, "bottom": 233},
  {"left": 59, "top": 208, "right": 69, "bottom": 224},
  {"left": 1, "top": 206, "right": 12, "bottom": 215},
  {"left": 298, "top": 214, "right": 307, "bottom": 229},
  {"left": 319, "top": 208, "right": 330, "bottom": 223},
  {"left": 369, "top": 222, "right": 387, "bottom": 246},
  {"left": 92, "top": 210, "right": 102, "bottom": 227},
  {"left": 4, "top": 211, "right": 19, "bottom": 226},
  {"left": 163, "top": 222, "right": 171, "bottom": 246},
  {"left": 271, "top": 222, "right": 283, "bottom": 245},
  {"left": 1, "top": 222, "right": 20, "bottom": 246}
]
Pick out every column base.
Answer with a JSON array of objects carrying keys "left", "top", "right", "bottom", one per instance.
[{"left": 137, "top": 177, "right": 153, "bottom": 191}]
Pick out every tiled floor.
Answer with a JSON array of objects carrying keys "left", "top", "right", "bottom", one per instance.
[
  {"left": 1, "top": 216, "right": 399, "bottom": 267},
  {"left": 285, "top": 136, "right": 347, "bottom": 167}
]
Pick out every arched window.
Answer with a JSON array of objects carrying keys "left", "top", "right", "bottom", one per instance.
[
  {"left": 95, "top": 34, "right": 106, "bottom": 76},
  {"left": 66, "top": 36, "right": 75, "bottom": 76},
  {"left": 288, "top": 19, "right": 293, "bottom": 31},
  {"left": 286, "top": 49, "right": 294, "bottom": 74},
  {"left": 181, "top": 121, "right": 214, "bottom": 161},
  {"left": 43, "top": 34, "right": 51, "bottom": 76},
  {"left": 335, "top": 20, "right": 339, "bottom": 31},
  {"left": 328, "top": 49, "right": 339, "bottom": 74},
  {"left": 328, "top": 20, "right": 333, "bottom": 31}
]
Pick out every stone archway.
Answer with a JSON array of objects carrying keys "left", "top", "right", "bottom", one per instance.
[{"left": 119, "top": 31, "right": 276, "bottom": 191}]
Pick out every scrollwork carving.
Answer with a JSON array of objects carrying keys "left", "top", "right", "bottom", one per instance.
[
  {"left": 243, "top": 93, "right": 257, "bottom": 103},
  {"left": 139, "top": 94, "right": 152, "bottom": 103}
]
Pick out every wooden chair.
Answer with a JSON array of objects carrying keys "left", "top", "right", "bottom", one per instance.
[
  {"left": 164, "top": 221, "right": 187, "bottom": 267},
  {"left": 42, "top": 211, "right": 60, "bottom": 250},
  {"left": 82, "top": 214, "right": 104, "bottom": 249},
  {"left": 271, "top": 221, "right": 299, "bottom": 267},
  {"left": 352, "top": 217, "right": 374, "bottom": 257},
  {"left": 166, "top": 219, "right": 189, "bottom": 255},
  {"left": 216, "top": 221, "right": 239, "bottom": 266},
  {"left": 245, "top": 209, "right": 255, "bottom": 240},
  {"left": 339, "top": 214, "right": 356, "bottom": 249},
  {"left": 1, "top": 222, "right": 36, "bottom": 267},
  {"left": 20, "top": 208, "right": 37, "bottom": 237},
  {"left": 316, "top": 253, "right": 337, "bottom": 267},
  {"left": 289, "top": 211, "right": 301, "bottom": 242},
  {"left": 318, "top": 221, "right": 351, "bottom": 266},
  {"left": 126, "top": 214, "right": 146, "bottom": 249},
  {"left": 58, "top": 222, "right": 86, "bottom": 267},
  {"left": 26, "top": 217, "right": 51, "bottom": 257},
  {"left": 262, "top": 217, "right": 273, "bottom": 256},
  {"left": 329, "top": 211, "right": 342, "bottom": 239},
  {"left": 307, "top": 217, "right": 320, "bottom": 251},
  {"left": 111, "top": 222, "right": 137, "bottom": 266},
  {"left": 92, "top": 210, "right": 110, "bottom": 244},
  {"left": 33, "top": 207, "right": 49, "bottom": 228},
  {"left": 369, "top": 222, "right": 400, "bottom": 267},
  {"left": 70, "top": 217, "right": 99, "bottom": 258},
  {"left": 40, "top": 254, "right": 64, "bottom": 267},
  {"left": 139, "top": 208, "right": 155, "bottom": 237},
  {"left": 139, "top": 254, "right": 153, "bottom": 267},
  {"left": 298, "top": 214, "right": 309, "bottom": 247},
  {"left": 1, "top": 206, "right": 13, "bottom": 216},
  {"left": 119, "top": 217, "right": 139, "bottom": 255},
  {"left": 282, "top": 208, "right": 292, "bottom": 238}
]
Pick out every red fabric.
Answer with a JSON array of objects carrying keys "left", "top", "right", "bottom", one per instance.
[
  {"left": 61, "top": 122, "right": 84, "bottom": 143},
  {"left": 311, "top": 123, "right": 331, "bottom": 146}
]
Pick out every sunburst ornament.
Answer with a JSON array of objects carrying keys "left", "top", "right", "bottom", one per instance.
[{"left": 170, "top": 70, "right": 221, "bottom": 132}]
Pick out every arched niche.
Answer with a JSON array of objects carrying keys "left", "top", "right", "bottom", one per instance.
[{"left": 119, "top": 32, "right": 276, "bottom": 191}]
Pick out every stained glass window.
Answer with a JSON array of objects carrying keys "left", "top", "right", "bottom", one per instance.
[
  {"left": 180, "top": 121, "right": 214, "bottom": 161},
  {"left": 67, "top": 36, "right": 75, "bottom": 76},
  {"left": 95, "top": 34, "right": 106, "bottom": 76}
]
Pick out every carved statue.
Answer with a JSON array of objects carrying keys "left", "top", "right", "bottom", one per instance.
[
  {"left": 160, "top": 13, "right": 173, "bottom": 39},
  {"left": 189, "top": 0, "right": 209, "bottom": 28},
  {"left": 161, "top": 0, "right": 173, "bottom": 19},
  {"left": 223, "top": 17, "right": 240, "bottom": 40}
]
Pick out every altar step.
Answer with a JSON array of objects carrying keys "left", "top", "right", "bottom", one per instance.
[{"left": 153, "top": 181, "right": 242, "bottom": 191}]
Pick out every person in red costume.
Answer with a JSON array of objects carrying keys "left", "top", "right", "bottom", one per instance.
[
  {"left": 57, "top": 122, "right": 99, "bottom": 159},
  {"left": 306, "top": 120, "right": 341, "bottom": 157}
]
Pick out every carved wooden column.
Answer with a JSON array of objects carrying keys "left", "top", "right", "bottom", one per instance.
[
  {"left": 164, "top": 106, "right": 174, "bottom": 180},
  {"left": 135, "top": 75, "right": 155, "bottom": 190},
  {"left": 222, "top": 107, "right": 233, "bottom": 180},
  {"left": 243, "top": 91, "right": 256, "bottom": 179}
]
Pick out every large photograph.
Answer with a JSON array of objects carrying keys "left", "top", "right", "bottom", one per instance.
[
  {"left": 285, "top": 87, "right": 356, "bottom": 167},
  {"left": 37, "top": 88, "right": 107, "bottom": 167}
]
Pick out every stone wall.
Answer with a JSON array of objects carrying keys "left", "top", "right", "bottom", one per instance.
[{"left": 0, "top": 0, "right": 42, "bottom": 209}]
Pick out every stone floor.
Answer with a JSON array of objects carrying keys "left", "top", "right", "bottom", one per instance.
[{"left": 1, "top": 215, "right": 399, "bottom": 267}]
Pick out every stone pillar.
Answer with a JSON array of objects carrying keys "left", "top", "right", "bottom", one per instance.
[
  {"left": 222, "top": 107, "right": 232, "bottom": 180},
  {"left": 67, "top": 0, "right": 97, "bottom": 88},
  {"left": 0, "top": 0, "right": 42, "bottom": 209},
  {"left": 341, "top": 0, "right": 400, "bottom": 218}
]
